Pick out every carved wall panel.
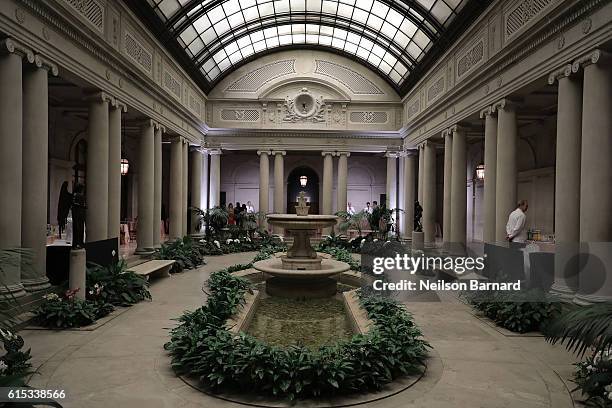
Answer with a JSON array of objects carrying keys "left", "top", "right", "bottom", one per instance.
[
  {"left": 124, "top": 29, "right": 152, "bottom": 75},
  {"left": 314, "top": 60, "right": 383, "bottom": 95},
  {"left": 63, "top": 0, "right": 104, "bottom": 33},
  {"left": 225, "top": 60, "right": 296, "bottom": 92}
]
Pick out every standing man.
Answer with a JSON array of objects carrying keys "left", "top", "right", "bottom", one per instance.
[
  {"left": 246, "top": 200, "right": 255, "bottom": 213},
  {"left": 506, "top": 200, "right": 529, "bottom": 242},
  {"left": 364, "top": 202, "right": 372, "bottom": 214},
  {"left": 347, "top": 202, "right": 356, "bottom": 215}
]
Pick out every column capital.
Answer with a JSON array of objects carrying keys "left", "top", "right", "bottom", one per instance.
[
  {"left": 321, "top": 151, "right": 336, "bottom": 157},
  {"left": 257, "top": 150, "right": 272, "bottom": 156},
  {"left": 548, "top": 64, "right": 573, "bottom": 84},
  {"left": 441, "top": 128, "right": 453, "bottom": 138},
  {"left": 84, "top": 91, "right": 114, "bottom": 104},
  {"left": 272, "top": 150, "right": 286, "bottom": 156},
  {"left": 0, "top": 38, "right": 34, "bottom": 63},
  {"left": 493, "top": 98, "right": 521, "bottom": 112},
  {"left": 385, "top": 150, "right": 401, "bottom": 158},
  {"left": 403, "top": 148, "right": 418, "bottom": 157},
  {"left": 139, "top": 118, "right": 156, "bottom": 130},
  {"left": 450, "top": 124, "right": 469, "bottom": 135},
  {"left": 207, "top": 148, "right": 222, "bottom": 155},
  {"left": 572, "top": 49, "right": 612, "bottom": 73},
  {"left": 153, "top": 121, "right": 165, "bottom": 132},
  {"left": 479, "top": 105, "right": 496, "bottom": 119},
  {"left": 110, "top": 98, "right": 128, "bottom": 113},
  {"left": 337, "top": 151, "right": 351, "bottom": 157},
  {"left": 29, "top": 54, "right": 59, "bottom": 76}
]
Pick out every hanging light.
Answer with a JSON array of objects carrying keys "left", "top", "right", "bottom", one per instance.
[
  {"left": 121, "top": 158, "right": 129, "bottom": 176},
  {"left": 475, "top": 163, "right": 485, "bottom": 180},
  {"left": 299, "top": 175, "right": 308, "bottom": 187}
]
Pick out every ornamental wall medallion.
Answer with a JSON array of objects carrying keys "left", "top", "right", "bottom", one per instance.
[{"left": 282, "top": 88, "right": 325, "bottom": 123}]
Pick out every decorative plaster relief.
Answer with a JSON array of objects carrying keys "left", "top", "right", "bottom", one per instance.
[
  {"left": 282, "top": 88, "right": 325, "bottom": 123},
  {"left": 226, "top": 60, "right": 296, "bottom": 92},
  {"left": 349, "top": 111, "right": 388, "bottom": 124},
  {"left": 221, "top": 109, "right": 260, "bottom": 122},
  {"left": 427, "top": 76, "right": 445, "bottom": 103},
  {"left": 15, "top": 7, "right": 26, "bottom": 24},
  {"left": 406, "top": 97, "right": 420, "bottom": 119},
  {"left": 163, "top": 67, "right": 181, "bottom": 99},
  {"left": 124, "top": 30, "right": 152, "bottom": 74},
  {"left": 457, "top": 38, "right": 485, "bottom": 78},
  {"left": 63, "top": 0, "right": 104, "bottom": 32},
  {"left": 504, "top": 0, "right": 554, "bottom": 41},
  {"left": 189, "top": 91, "right": 202, "bottom": 116},
  {"left": 314, "top": 60, "right": 383, "bottom": 95}
]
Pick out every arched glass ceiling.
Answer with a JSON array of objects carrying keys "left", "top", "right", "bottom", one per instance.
[{"left": 142, "top": 0, "right": 472, "bottom": 91}]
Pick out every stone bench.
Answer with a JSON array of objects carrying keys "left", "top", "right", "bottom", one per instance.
[{"left": 126, "top": 260, "right": 175, "bottom": 280}]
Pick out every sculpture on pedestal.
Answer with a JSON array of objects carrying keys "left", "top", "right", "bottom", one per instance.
[
  {"left": 57, "top": 181, "right": 72, "bottom": 239},
  {"left": 71, "top": 183, "right": 87, "bottom": 249},
  {"left": 414, "top": 201, "right": 423, "bottom": 232}
]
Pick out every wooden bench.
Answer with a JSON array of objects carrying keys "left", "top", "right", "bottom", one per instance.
[{"left": 127, "top": 260, "right": 175, "bottom": 280}]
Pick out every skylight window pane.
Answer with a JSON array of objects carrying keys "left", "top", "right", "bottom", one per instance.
[
  {"left": 394, "top": 62, "right": 408, "bottom": 76},
  {"left": 386, "top": 8, "right": 402, "bottom": 26},
  {"left": 306, "top": 0, "right": 322, "bottom": 12},
  {"left": 158, "top": 0, "right": 180, "bottom": 20},
  {"left": 193, "top": 15, "right": 211, "bottom": 34},
  {"left": 250, "top": 31, "right": 264, "bottom": 42},
  {"left": 188, "top": 38, "right": 205, "bottom": 55},
  {"left": 356, "top": 46, "right": 369, "bottom": 60},
  {"left": 253, "top": 40, "right": 266, "bottom": 52},
  {"left": 213, "top": 49, "right": 227, "bottom": 63},
  {"left": 229, "top": 51, "right": 242, "bottom": 64},
  {"left": 333, "top": 28, "right": 347, "bottom": 40},
  {"left": 201, "top": 27, "right": 217, "bottom": 44},
  {"left": 215, "top": 19, "right": 231, "bottom": 37},
  {"left": 306, "top": 24, "right": 320, "bottom": 34},
  {"left": 208, "top": 5, "right": 225, "bottom": 23},
  {"left": 266, "top": 36, "right": 280, "bottom": 47},
  {"left": 179, "top": 26, "right": 197, "bottom": 44},
  {"left": 371, "top": 1, "right": 388, "bottom": 18},
  {"left": 258, "top": 3, "right": 274, "bottom": 17},
  {"left": 279, "top": 34, "right": 292, "bottom": 45},
  {"left": 399, "top": 19, "right": 417, "bottom": 37},
  {"left": 413, "top": 30, "right": 429, "bottom": 49},
  {"left": 223, "top": 0, "right": 241, "bottom": 15},
  {"left": 346, "top": 32, "right": 360, "bottom": 45},
  {"left": 355, "top": 0, "right": 373, "bottom": 10},
  {"left": 352, "top": 8, "right": 368, "bottom": 24},
  {"left": 242, "top": 44, "right": 255, "bottom": 56},
  {"left": 371, "top": 44, "right": 384, "bottom": 57},
  {"left": 243, "top": 6, "right": 259, "bottom": 21},
  {"left": 292, "top": 24, "right": 306, "bottom": 34},
  {"left": 319, "top": 25, "right": 333, "bottom": 36},
  {"left": 359, "top": 37, "right": 373, "bottom": 51},
  {"left": 321, "top": 0, "right": 337, "bottom": 14},
  {"left": 337, "top": 3, "right": 353, "bottom": 18},
  {"left": 225, "top": 41, "right": 239, "bottom": 55},
  {"left": 331, "top": 37, "right": 345, "bottom": 49},
  {"left": 264, "top": 27, "right": 277, "bottom": 38},
  {"left": 218, "top": 58, "right": 231, "bottom": 71},
  {"left": 368, "top": 53, "right": 381, "bottom": 66},
  {"left": 366, "top": 14, "right": 383, "bottom": 30},
  {"left": 319, "top": 35, "right": 332, "bottom": 46},
  {"left": 416, "top": 0, "right": 435, "bottom": 10},
  {"left": 292, "top": 33, "right": 305, "bottom": 42},
  {"left": 382, "top": 52, "right": 397, "bottom": 66},
  {"left": 389, "top": 69, "right": 401, "bottom": 84},
  {"left": 208, "top": 66, "right": 220, "bottom": 80},
  {"left": 202, "top": 58, "right": 215, "bottom": 72},
  {"left": 406, "top": 42, "right": 421, "bottom": 60},
  {"left": 379, "top": 60, "right": 392, "bottom": 74},
  {"left": 292, "top": 0, "right": 306, "bottom": 12},
  {"left": 275, "top": 0, "right": 290, "bottom": 14},
  {"left": 431, "top": 1, "right": 453, "bottom": 24},
  {"left": 380, "top": 21, "right": 397, "bottom": 39},
  {"left": 304, "top": 34, "right": 316, "bottom": 43},
  {"left": 344, "top": 41, "right": 357, "bottom": 53},
  {"left": 228, "top": 13, "right": 245, "bottom": 27}
]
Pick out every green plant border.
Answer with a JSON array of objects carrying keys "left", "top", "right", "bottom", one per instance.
[{"left": 164, "top": 268, "right": 429, "bottom": 400}]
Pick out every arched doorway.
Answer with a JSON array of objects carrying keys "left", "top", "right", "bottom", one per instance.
[{"left": 287, "top": 166, "right": 319, "bottom": 214}]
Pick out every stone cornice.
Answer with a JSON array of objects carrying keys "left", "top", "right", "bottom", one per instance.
[
  {"left": 548, "top": 64, "right": 573, "bottom": 84},
  {"left": 572, "top": 49, "right": 612, "bottom": 73},
  {"left": 205, "top": 127, "right": 400, "bottom": 140}
]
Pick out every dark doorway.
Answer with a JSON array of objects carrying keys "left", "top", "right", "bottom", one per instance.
[{"left": 287, "top": 166, "right": 319, "bottom": 214}]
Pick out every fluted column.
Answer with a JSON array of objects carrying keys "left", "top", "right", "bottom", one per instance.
[
  {"left": 182, "top": 141, "right": 188, "bottom": 235},
  {"left": 258, "top": 150, "right": 271, "bottom": 230},
  {"left": 442, "top": 129, "right": 453, "bottom": 249},
  {"left": 480, "top": 107, "right": 498, "bottom": 244},
  {"left": 450, "top": 125, "right": 467, "bottom": 253},
  {"left": 136, "top": 120, "right": 155, "bottom": 254},
  {"left": 322, "top": 151, "right": 334, "bottom": 235},
  {"left": 272, "top": 151, "right": 286, "bottom": 234},
  {"left": 190, "top": 148, "right": 203, "bottom": 234},
  {"left": 209, "top": 149, "right": 221, "bottom": 208},
  {"left": 385, "top": 152, "right": 398, "bottom": 208},
  {"left": 201, "top": 150, "right": 209, "bottom": 209},
  {"left": 169, "top": 138, "right": 183, "bottom": 239},
  {"left": 153, "top": 125, "right": 163, "bottom": 246},
  {"left": 417, "top": 144, "right": 424, "bottom": 204},
  {"left": 0, "top": 39, "right": 30, "bottom": 298},
  {"left": 402, "top": 152, "right": 417, "bottom": 236},
  {"left": 86, "top": 91, "right": 112, "bottom": 242},
  {"left": 423, "top": 141, "right": 436, "bottom": 244},
  {"left": 573, "top": 50, "right": 612, "bottom": 304},
  {"left": 547, "top": 65, "right": 582, "bottom": 299},
  {"left": 21, "top": 55, "right": 57, "bottom": 291},
  {"left": 337, "top": 152, "right": 350, "bottom": 214},
  {"left": 494, "top": 99, "right": 519, "bottom": 243},
  {"left": 108, "top": 100, "right": 126, "bottom": 242}
]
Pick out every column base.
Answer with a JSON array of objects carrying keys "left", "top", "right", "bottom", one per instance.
[
  {"left": 0, "top": 283, "right": 27, "bottom": 300},
  {"left": 412, "top": 231, "right": 424, "bottom": 250},
  {"left": 22, "top": 277, "right": 51, "bottom": 292},
  {"left": 135, "top": 247, "right": 155, "bottom": 255}
]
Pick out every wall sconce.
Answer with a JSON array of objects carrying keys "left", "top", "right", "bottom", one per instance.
[
  {"left": 475, "top": 163, "right": 485, "bottom": 180},
  {"left": 299, "top": 175, "right": 308, "bottom": 187},
  {"left": 121, "top": 158, "right": 129, "bottom": 176}
]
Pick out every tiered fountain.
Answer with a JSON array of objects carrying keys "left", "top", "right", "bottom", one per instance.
[{"left": 253, "top": 192, "right": 350, "bottom": 298}]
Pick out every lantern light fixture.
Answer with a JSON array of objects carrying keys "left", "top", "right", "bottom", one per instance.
[
  {"left": 121, "top": 158, "right": 129, "bottom": 176},
  {"left": 475, "top": 163, "right": 485, "bottom": 180},
  {"left": 299, "top": 175, "right": 308, "bottom": 187}
]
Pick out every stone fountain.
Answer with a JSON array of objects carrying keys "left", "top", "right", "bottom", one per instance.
[{"left": 253, "top": 192, "right": 350, "bottom": 298}]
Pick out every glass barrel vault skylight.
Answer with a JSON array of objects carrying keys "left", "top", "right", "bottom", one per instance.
[{"left": 146, "top": 0, "right": 467, "bottom": 88}]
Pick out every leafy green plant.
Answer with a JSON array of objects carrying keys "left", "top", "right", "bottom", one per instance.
[
  {"left": 154, "top": 236, "right": 206, "bottom": 273},
  {"left": 464, "top": 289, "right": 560, "bottom": 333},
  {"left": 86, "top": 260, "right": 151, "bottom": 306},
  {"left": 336, "top": 210, "right": 369, "bottom": 236},
  {"left": 572, "top": 349, "right": 612, "bottom": 407},
  {"left": 164, "top": 270, "right": 428, "bottom": 400},
  {"left": 34, "top": 289, "right": 114, "bottom": 329},
  {"left": 318, "top": 247, "right": 360, "bottom": 270},
  {"left": 0, "top": 328, "right": 32, "bottom": 386},
  {"left": 317, "top": 233, "right": 351, "bottom": 252}
]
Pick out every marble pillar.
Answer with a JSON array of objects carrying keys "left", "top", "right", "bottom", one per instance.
[
  {"left": 423, "top": 141, "right": 436, "bottom": 244},
  {"left": 322, "top": 152, "right": 334, "bottom": 235},
  {"left": 182, "top": 141, "right": 188, "bottom": 236},
  {"left": 136, "top": 120, "right": 155, "bottom": 254},
  {"left": 442, "top": 130, "right": 452, "bottom": 249},
  {"left": 480, "top": 107, "right": 498, "bottom": 244},
  {"left": 549, "top": 65, "right": 581, "bottom": 299},
  {"left": 417, "top": 144, "right": 424, "bottom": 204},
  {"left": 209, "top": 149, "right": 221, "bottom": 208},
  {"left": 450, "top": 125, "right": 467, "bottom": 253},
  {"left": 258, "top": 150, "right": 271, "bottom": 230},
  {"left": 190, "top": 148, "right": 203, "bottom": 234},
  {"left": 403, "top": 152, "right": 417, "bottom": 236},
  {"left": 108, "top": 100, "right": 126, "bottom": 242},
  {"left": 169, "top": 138, "right": 183, "bottom": 239},
  {"left": 153, "top": 125, "right": 163, "bottom": 246},
  {"left": 573, "top": 50, "right": 612, "bottom": 304},
  {"left": 21, "top": 56, "right": 56, "bottom": 291},
  {"left": 86, "top": 92, "right": 112, "bottom": 242},
  {"left": 273, "top": 151, "right": 286, "bottom": 234},
  {"left": 337, "top": 152, "right": 350, "bottom": 214},
  {"left": 494, "top": 99, "right": 518, "bottom": 243},
  {"left": 385, "top": 153, "right": 398, "bottom": 208}
]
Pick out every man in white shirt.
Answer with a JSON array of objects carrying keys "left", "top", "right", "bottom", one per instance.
[
  {"left": 506, "top": 200, "right": 529, "bottom": 242},
  {"left": 364, "top": 202, "right": 372, "bottom": 214},
  {"left": 347, "top": 202, "right": 356, "bottom": 215}
]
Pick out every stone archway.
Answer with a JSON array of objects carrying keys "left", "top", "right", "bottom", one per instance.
[{"left": 287, "top": 165, "right": 319, "bottom": 214}]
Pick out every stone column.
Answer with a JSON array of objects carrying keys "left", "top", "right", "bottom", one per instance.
[
  {"left": 85, "top": 91, "right": 113, "bottom": 242},
  {"left": 322, "top": 152, "right": 335, "bottom": 235},
  {"left": 169, "top": 138, "right": 183, "bottom": 239},
  {"left": 273, "top": 151, "right": 286, "bottom": 234},
  {"left": 136, "top": 120, "right": 155, "bottom": 254},
  {"left": 450, "top": 125, "right": 467, "bottom": 253},
  {"left": 442, "top": 129, "right": 453, "bottom": 249},
  {"left": 209, "top": 149, "right": 221, "bottom": 208},
  {"left": 403, "top": 152, "right": 417, "bottom": 236},
  {"left": 190, "top": 148, "right": 203, "bottom": 234},
  {"left": 573, "top": 50, "right": 612, "bottom": 304},
  {"left": 153, "top": 125, "right": 163, "bottom": 246},
  {"left": 21, "top": 55, "right": 56, "bottom": 292},
  {"left": 258, "top": 150, "right": 271, "bottom": 230},
  {"left": 385, "top": 152, "right": 398, "bottom": 208},
  {"left": 423, "top": 141, "right": 436, "bottom": 244},
  {"left": 182, "top": 141, "right": 188, "bottom": 236},
  {"left": 548, "top": 65, "right": 581, "bottom": 299},
  {"left": 494, "top": 99, "right": 518, "bottom": 243},
  {"left": 108, "top": 100, "right": 126, "bottom": 242},
  {"left": 200, "top": 150, "right": 209, "bottom": 209},
  {"left": 336, "top": 152, "right": 350, "bottom": 214},
  {"left": 417, "top": 144, "right": 424, "bottom": 204},
  {"left": 480, "top": 106, "right": 498, "bottom": 244}
]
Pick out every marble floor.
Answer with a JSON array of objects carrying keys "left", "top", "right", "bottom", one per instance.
[{"left": 20, "top": 252, "right": 580, "bottom": 408}]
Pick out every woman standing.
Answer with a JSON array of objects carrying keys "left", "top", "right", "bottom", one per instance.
[{"left": 227, "top": 203, "right": 236, "bottom": 225}]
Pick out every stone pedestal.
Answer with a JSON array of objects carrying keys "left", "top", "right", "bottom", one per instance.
[
  {"left": 69, "top": 248, "right": 86, "bottom": 300},
  {"left": 412, "top": 231, "right": 424, "bottom": 250}
]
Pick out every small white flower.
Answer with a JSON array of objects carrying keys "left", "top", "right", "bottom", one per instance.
[
  {"left": 226, "top": 238, "right": 233, "bottom": 244},
  {"left": 246, "top": 236, "right": 251, "bottom": 242},
  {"left": 0, "top": 360, "right": 7, "bottom": 373},
  {"left": 360, "top": 239, "right": 366, "bottom": 247},
  {"left": 213, "top": 240, "right": 220, "bottom": 248},
  {"left": 234, "top": 239, "right": 240, "bottom": 244},
  {"left": 373, "top": 238, "right": 379, "bottom": 242},
  {"left": 279, "top": 236, "right": 284, "bottom": 242},
  {"left": 89, "top": 290, "right": 94, "bottom": 295},
  {"left": 587, "top": 365, "right": 594, "bottom": 371},
  {"left": 200, "top": 239, "right": 206, "bottom": 243}
]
